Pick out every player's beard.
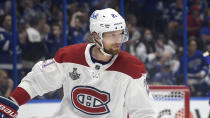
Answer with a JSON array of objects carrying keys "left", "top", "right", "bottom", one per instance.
[{"left": 104, "top": 44, "right": 121, "bottom": 55}]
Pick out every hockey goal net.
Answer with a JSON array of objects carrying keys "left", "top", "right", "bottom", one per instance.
[{"left": 149, "top": 85, "right": 190, "bottom": 118}]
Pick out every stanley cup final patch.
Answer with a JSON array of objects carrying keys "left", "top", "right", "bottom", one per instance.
[{"left": 69, "top": 68, "right": 80, "bottom": 80}]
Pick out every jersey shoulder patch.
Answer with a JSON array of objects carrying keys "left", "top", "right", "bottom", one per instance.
[
  {"left": 54, "top": 43, "right": 89, "bottom": 67},
  {"left": 107, "top": 51, "right": 146, "bottom": 79}
]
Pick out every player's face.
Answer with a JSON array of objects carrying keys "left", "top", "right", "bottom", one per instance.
[
  {"left": 188, "top": 40, "right": 197, "bottom": 52},
  {"left": 102, "top": 30, "right": 123, "bottom": 55},
  {"left": 206, "top": 45, "right": 210, "bottom": 53},
  {"left": 53, "top": 25, "right": 61, "bottom": 38},
  {"left": 0, "top": 72, "right": 7, "bottom": 86}
]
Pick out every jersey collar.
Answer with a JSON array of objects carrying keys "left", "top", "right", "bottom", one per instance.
[{"left": 85, "top": 43, "right": 118, "bottom": 70}]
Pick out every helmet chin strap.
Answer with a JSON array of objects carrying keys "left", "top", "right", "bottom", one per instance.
[
  {"left": 99, "top": 46, "right": 112, "bottom": 57},
  {"left": 92, "top": 34, "right": 112, "bottom": 56},
  {"left": 97, "top": 39, "right": 112, "bottom": 57}
]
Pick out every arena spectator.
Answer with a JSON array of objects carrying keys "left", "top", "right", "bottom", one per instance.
[
  {"left": 44, "top": 23, "right": 63, "bottom": 59},
  {"left": 163, "top": 0, "right": 183, "bottom": 24},
  {"left": 136, "top": 29, "right": 156, "bottom": 62},
  {"left": 142, "top": 29, "right": 156, "bottom": 54},
  {"left": 152, "top": 61, "right": 176, "bottom": 85},
  {"left": 0, "top": 70, "right": 14, "bottom": 97},
  {"left": 203, "top": 42, "right": 210, "bottom": 69},
  {"left": 68, "top": 11, "right": 89, "bottom": 45},
  {"left": 188, "top": 0, "right": 207, "bottom": 19},
  {"left": 0, "top": 14, "right": 13, "bottom": 64},
  {"left": 205, "top": 42, "right": 210, "bottom": 53},
  {"left": 163, "top": 0, "right": 184, "bottom": 47},
  {"left": 126, "top": 14, "right": 142, "bottom": 56},
  {"left": 53, "top": 9, "right": 63, "bottom": 28},
  {"left": 187, "top": 5, "right": 203, "bottom": 37},
  {"left": 176, "top": 39, "right": 209, "bottom": 96},
  {"left": 19, "top": 12, "right": 47, "bottom": 70},
  {"left": 200, "top": 16, "right": 210, "bottom": 45},
  {"left": 151, "top": 50, "right": 179, "bottom": 84},
  {"left": 155, "top": 34, "right": 176, "bottom": 59},
  {"left": 20, "top": 0, "right": 37, "bottom": 22},
  {"left": 135, "top": 29, "right": 157, "bottom": 80},
  {"left": 0, "top": 14, "right": 21, "bottom": 67}
]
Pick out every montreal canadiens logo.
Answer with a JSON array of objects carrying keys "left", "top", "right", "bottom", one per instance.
[{"left": 71, "top": 86, "right": 110, "bottom": 115}]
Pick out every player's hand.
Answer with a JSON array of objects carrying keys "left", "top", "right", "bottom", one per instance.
[{"left": 0, "top": 96, "right": 19, "bottom": 118}]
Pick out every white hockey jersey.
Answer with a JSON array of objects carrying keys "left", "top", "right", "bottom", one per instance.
[{"left": 18, "top": 43, "right": 156, "bottom": 118}]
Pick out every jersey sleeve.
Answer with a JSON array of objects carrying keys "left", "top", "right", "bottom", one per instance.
[
  {"left": 18, "top": 58, "right": 66, "bottom": 99},
  {"left": 125, "top": 74, "right": 157, "bottom": 118}
]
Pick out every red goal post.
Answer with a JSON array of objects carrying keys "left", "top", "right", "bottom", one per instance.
[{"left": 149, "top": 85, "right": 190, "bottom": 118}]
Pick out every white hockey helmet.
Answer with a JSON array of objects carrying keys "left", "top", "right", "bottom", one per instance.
[
  {"left": 90, "top": 8, "right": 128, "bottom": 42},
  {"left": 89, "top": 8, "right": 129, "bottom": 56}
]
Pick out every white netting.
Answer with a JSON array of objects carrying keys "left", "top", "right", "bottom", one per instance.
[
  {"left": 150, "top": 86, "right": 189, "bottom": 118},
  {"left": 152, "top": 91, "right": 185, "bottom": 101}
]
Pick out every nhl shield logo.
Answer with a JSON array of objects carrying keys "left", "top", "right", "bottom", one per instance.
[{"left": 69, "top": 68, "right": 80, "bottom": 80}]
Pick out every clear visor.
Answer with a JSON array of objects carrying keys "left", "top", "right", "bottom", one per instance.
[{"left": 122, "top": 27, "right": 129, "bottom": 42}]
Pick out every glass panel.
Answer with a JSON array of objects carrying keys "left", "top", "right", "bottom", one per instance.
[{"left": 125, "top": 0, "right": 209, "bottom": 97}]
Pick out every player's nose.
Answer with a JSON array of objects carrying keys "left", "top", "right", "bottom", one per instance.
[{"left": 115, "top": 36, "right": 122, "bottom": 43}]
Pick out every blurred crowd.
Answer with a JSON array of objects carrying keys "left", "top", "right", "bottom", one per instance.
[{"left": 0, "top": 0, "right": 209, "bottom": 98}]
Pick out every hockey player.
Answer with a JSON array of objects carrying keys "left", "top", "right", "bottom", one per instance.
[{"left": 0, "top": 8, "right": 156, "bottom": 118}]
